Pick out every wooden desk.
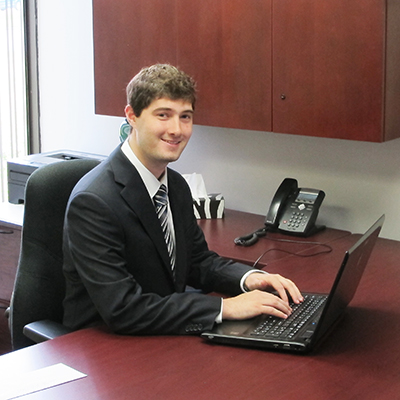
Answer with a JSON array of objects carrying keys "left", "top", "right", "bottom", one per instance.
[
  {"left": 0, "top": 202, "right": 24, "bottom": 354},
  {"left": 2, "top": 213, "right": 399, "bottom": 399},
  {"left": 199, "top": 209, "right": 350, "bottom": 267}
]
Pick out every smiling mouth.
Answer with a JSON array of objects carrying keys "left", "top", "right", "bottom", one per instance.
[{"left": 162, "top": 138, "right": 181, "bottom": 145}]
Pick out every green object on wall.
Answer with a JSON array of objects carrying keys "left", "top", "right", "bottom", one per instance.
[{"left": 119, "top": 120, "right": 130, "bottom": 142}]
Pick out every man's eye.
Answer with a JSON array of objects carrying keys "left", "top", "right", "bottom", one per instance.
[{"left": 181, "top": 114, "right": 193, "bottom": 120}]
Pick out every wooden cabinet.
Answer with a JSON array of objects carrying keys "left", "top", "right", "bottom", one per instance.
[
  {"left": 93, "top": 0, "right": 400, "bottom": 142},
  {"left": 176, "top": 0, "right": 272, "bottom": 131},
  {"left": 272, "top": 0, "right": 400, "bottom": 142},
  {"left": 93, "top": 0, "right": 272, "bottom": 131},
  {"left": 93, "top": 0, "right": 176, "bottom": 117}
]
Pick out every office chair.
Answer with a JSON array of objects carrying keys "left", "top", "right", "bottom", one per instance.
[{"left": 8, "top": 158, "right": 101, "bottom": 350}]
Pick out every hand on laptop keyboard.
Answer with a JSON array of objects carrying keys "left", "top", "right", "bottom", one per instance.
[
  {"left": 222, "top": 273, "right": 304, "bottom": 321},
  {"left": 244, "top": 272, "right": 304, "bottom": 304}
]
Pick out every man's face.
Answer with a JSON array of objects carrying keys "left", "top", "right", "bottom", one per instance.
[{"left": 126, "top": 98, "right": 194, "bottom": 178}]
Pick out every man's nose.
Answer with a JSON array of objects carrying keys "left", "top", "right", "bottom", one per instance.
[{"left": 167, "top": 116, "right": 182, "bottom": 134}]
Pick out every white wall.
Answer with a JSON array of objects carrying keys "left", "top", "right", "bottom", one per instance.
[{"left": 37, "top": 0, "right": 400, "bottom": 240}]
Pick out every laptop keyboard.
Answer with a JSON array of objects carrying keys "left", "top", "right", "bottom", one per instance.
[{"left": 250, "top": 294, "right": 327, "bottom": 340}]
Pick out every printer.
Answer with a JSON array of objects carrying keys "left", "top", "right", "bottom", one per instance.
[{"left": 7, "top": 150, "right": 106, "bottom": 204}]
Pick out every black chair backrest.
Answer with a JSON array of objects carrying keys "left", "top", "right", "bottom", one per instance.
[{"left": 9, "top": 159, "right": 100, "bottom": 350}]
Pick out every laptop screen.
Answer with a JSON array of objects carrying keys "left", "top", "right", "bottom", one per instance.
[{"left": 311, "top": 215, "right": 384, "bottom": 345}]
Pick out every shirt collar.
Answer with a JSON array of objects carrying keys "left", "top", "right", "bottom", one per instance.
[{"left": 121, "top": 139, "right": 168, "bottom": 199}]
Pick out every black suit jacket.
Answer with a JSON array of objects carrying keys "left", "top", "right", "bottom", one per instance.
[{"left": 63, "top": 145, "right": 253, "bottom": 335}]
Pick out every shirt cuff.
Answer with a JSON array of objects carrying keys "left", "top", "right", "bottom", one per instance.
[
  {"left": 215, "top": 298, "right": 223, "bottom": 324},
  {"left": 215, "top": 270, "right": 269, "bottom": 324},
  {"left": 240, "top": 270, "right": 269, "bottom": 292}
]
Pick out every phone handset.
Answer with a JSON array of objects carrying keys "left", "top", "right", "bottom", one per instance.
[
  {"left": 264, "top": 178, "right": 298, "bottom": 229},
  {"left": 234, "top": 178, "right": 298, "bottom": 246}
]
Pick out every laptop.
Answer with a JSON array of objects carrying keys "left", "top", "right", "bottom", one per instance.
[{"left": 201, "top": 215, "right": 384, "bottom": 353}]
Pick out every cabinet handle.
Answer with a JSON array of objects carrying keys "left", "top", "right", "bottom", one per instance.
[{"left": 280, "top": 94, "right": 286, "bottom": 100}]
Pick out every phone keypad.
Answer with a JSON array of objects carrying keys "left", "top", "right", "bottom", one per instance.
[{"left": 284, "top": 211, "right": 309, "bottom": 230}]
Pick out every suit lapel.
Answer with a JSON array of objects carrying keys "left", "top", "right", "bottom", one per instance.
[{"left": 110, "top": 148, "right": 175, "bottom": 282}]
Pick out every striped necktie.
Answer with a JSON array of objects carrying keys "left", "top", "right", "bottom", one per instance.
[{"left": 154, "top": 184, "right": 176, "bottom": 273}]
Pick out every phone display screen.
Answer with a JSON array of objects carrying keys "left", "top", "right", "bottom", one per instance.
[{"left": 295, "top": 191, "right": 318, "bottom": 204}]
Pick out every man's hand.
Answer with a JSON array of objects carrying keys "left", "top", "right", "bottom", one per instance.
[
  {"left": 245, "top": 273, "right": 303, "bottom": 304},
  {"left": 222, "top": 273, "right": 303, "bottom": 321}
]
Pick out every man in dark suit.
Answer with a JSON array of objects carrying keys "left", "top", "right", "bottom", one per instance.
[{"left": 62, "top": 64, "right": 303, "bottom": 335}]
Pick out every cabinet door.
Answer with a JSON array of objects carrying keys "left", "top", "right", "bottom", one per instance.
[
  {"left": 177, "top": 0, "right": 272, "bottom": 131},
  {"left": 93, "top": 0, "right": 272, "bottom": 131},
  {"left": 272, "top": 0, "right": 385, "bottom": 141},
  {"left": 93, "top": 0, "right": 178, "bottom": 117}
]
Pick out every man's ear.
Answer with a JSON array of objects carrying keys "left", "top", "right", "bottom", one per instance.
[{"left": 124, "top": 104, "right": 136, "bottom": 126}]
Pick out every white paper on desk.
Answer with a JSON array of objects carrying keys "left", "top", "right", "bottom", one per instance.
[
  {"left": 182, "top": 173, "right": 208, "bottom": 205},
  {"left": 0, "top": 363, "right": 87, "bottom": 400}
]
